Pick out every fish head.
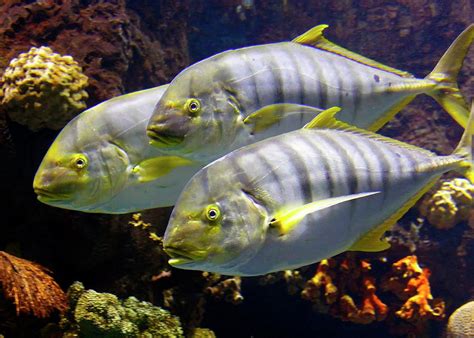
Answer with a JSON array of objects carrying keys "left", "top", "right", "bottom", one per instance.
[
  {"left": 163, "top": 167, "right": 269, "bottom": 273},
  {"left": 33, "top": 116, "right": 131, "bottom": 212},
  {"left": 147, "top": 62, "right": 241, "bottom": 159}
]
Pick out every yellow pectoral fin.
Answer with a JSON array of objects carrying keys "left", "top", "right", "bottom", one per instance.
[
  {"left": 243, "top": 104, "right": 323, "bottom": 134},
  {"left": 270, "top": 191, "right": 380, "bottom": 236},
  {"left": 133, "top": 156, "right": 194, "bottom": 183}
]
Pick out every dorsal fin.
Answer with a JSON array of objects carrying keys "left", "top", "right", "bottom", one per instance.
[
  {"left": 292, "top": 25, "right": 414, "bottom": 78},
  {"left": 303, "top": 107, "right": 436, "bottom": 156}
]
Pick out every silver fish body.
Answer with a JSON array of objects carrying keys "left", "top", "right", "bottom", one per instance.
[
  {"left": 148, "top": 24, "right": 473, "bottom": 162},
  {"left": 33, "top": 85, "right": 203, "bottom": 213},
  {"left": 163, "top": 109, "right": 471, "bottom": 276}
]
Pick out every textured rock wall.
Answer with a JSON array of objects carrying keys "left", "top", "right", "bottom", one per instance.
[{"left": 0, "top": 0, "right": 190, "bottom": 105}]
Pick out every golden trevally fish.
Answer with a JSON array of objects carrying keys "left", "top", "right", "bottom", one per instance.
[
  {"left": 33, "top": 85, "right": 203, "bottom": 214},
  {"left": 163, "top": 105, "right": 474, "bottom": 276},
  {"left": 147, "top": 24, "right": 473, "bottom": 162}
]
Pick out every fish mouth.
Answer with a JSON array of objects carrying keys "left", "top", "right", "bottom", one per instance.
[
  {"left": 164, "top": 246, "right": 204, "bottom": 266},
  {"left": 34, "top": 187, "right": 70, "bottom": 201},
  {"left": 147, "top": 129, "right": 185, "bottom": 148}
]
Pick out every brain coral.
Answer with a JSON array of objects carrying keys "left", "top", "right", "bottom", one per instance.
[
  {"left": 447, "top": 301, "right": 474, "bottom": 338},
  {"left": 0, "top": 46, "right": 88, "bottom": 131},
  {"left": 419, "top": 178, "right": 474, "bottom": 230}
]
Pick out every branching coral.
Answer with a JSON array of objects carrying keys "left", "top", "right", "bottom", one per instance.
[
  {"left": 129, "top": 213, "right": 163, "bottom": 244},
  {"left": 0, "top": 46, "right": 88, "bottom": 131},
  {"left": 300, "top": 256, "right": 388, "bottom": 324},
  {"left": 382, "top": 255, "right": 445, "bottom": 322},
  {"left": 60, "top": 281, "right": 183, "bottom": 337},
  {"left": 301, "top": 259, "right": 338, "bottom": 306},
  {"left": 0, "top": 251, "right": 67, "bottom": 318},
  {"left": 447, "top": 300, "right": 474, "bottom": 338},
  {"left": 419, "top": 178, "right": 474, "bottom": 230},
  {"left": 204, "top": 273, "right": 244, "bottom": 305}
]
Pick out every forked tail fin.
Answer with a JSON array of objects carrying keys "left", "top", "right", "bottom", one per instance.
[
  {"left": 426, "top": 24, "right": 474, "bottom": 130},
  {"left": 454, "top": 101, "right": 474, "bottom": 183}
]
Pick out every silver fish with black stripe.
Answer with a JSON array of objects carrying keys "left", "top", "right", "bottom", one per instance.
[
  {"left": 147, "top": 24, "right": 473, "bottom": 162},
  {"left": 163, "top": 105, "right": 474, "bottom": 276}
]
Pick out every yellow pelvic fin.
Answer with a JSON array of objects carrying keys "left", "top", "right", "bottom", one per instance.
[
  {"left": 243, "top": 104, "right": 323, "bottom": 134},
  {"left": 270, "top": 191, "right": 380, "bottom": 236},
  {"left": 133, "top": 156, "right": 194, "bottom": 183},
  {"left": 292, "top": 24, "right": 413, "bottom": 78},
  {"left": 453, "top": 101, "right": 474, "bottom": 183},
  {"left": 426, "top": 24, "right": 474, "bottom": 130},
  {"left": 304, "top": 106, "right": 436, "bottom": 156},
  {"left": 349, "top": 177, "right": 440, "bottom": 252}
]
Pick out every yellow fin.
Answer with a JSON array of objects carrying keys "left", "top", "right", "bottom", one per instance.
[
  {"left": 303, "top": 106, "right": 342, "bottom": 129},
  {"left": 304, "top": 105, "right": 436, "bottom": 156},
  {"left": 366, "top": 95, "right": 416, "bottom": 132},
  {"left": 133, "top": 156, "right": 194, "bottom": 183},
  {"left": 453, "top": 101, "right": 474, "bottom": 183},
  {"left": 349, "top": 177, "right": 439, "bottom": 252},
  {"left": 292, "top": 25, "right": 413, "bottom": 78},
  {"left": 270, "top": 192, "right": 379, "bottom": 236},
  {"left": 243, "top": 104, "right": 323, "bottom": 134},
  {"left": 426, "top": 24, "right": 474, "bottom": 130}
]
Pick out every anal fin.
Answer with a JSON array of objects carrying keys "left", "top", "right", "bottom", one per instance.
[{"left": 349, "top": 177, "right": 439, "bottom": 252}]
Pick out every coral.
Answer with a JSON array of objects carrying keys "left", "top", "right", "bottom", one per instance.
[
  {"left": 419, "top": 178, "right": 474, "bottom": 229},
  {"left": 301, "top": 256, "right": 388, "bottom": 324},
  {"left": 301, "top": 259, "right": 338, "bottom": 306},
  {"left": 60, "top": 281, "right": 183, "bottom": 337},
  {"left": 129, "top": 213, "right": 163, "bottom": 244},
  {"left": 189, "top": 327, "right": 217, "bottom": 338},
  {"left": 447, "top": 301, "right": 474, "bottom": 338},
  {"left": 0, "top": 251, "right": 67, "bottom": 318},
  {"left": 382, "top": 255, "right": 445, "bottom": 322},
  {"left": 204, "top": 273, "right": 244, "bottom": 305},
  {"left": 0, "top": 46, "right": 88, "bottom": 131}
]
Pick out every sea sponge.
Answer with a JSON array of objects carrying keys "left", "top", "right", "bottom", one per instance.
[
  {"left": 447, "top": 301, "right": 474, "bottom": 338},
  {"left": 0, "top": 46, "right": 88, "bottom": 131},
  {"left": 419, "top": 178, "right": 474, "bottom": 229}
]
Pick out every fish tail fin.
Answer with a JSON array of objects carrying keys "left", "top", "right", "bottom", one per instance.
[
  {"left": 453, "top": 101, "right": 474, "bottom": 183},
  {"left": 426, "top": 24, "right": 474, "bottom": 129}
]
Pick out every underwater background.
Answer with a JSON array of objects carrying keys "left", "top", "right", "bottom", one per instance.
[{"left": 0, "top": 1, "right": 473, "bottom": 337}]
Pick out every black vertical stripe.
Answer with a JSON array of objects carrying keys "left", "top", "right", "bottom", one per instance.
[
  {"left": 284, "top": 47, "right": 304, "bottom": 105},
  {"left": 267, "top": 48, "right": 284, "bottom": 105},
  {"left": 311, "top": 55, "right": 327, "bottom": 108},
  {"left": 242, "top": 51, "right": 262, "bottom": 109},
  {"left": 366, "top": 139, "right": 391, "bottom": 204},
  {"left": 275, "top": 138, "right": 313, "bottom": 204},
  {"left": 300, "top": 133, "right": 335, "bottom": 197}
]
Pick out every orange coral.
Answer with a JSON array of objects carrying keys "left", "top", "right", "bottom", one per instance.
[
  {"left": 336, "top": 261, "right": 388, "bottom": 324},
  {"left": 0, "top": 251, "right": 67, "bottom": 317},
  {"left": 301, "top": 256, "right": 388, "bottom": 325},
  {"left": 382, "top": 255, "right": 445, "bottom": 322},
  {"left": 301, "top": 259, "right": 338, "bottom": 304}
]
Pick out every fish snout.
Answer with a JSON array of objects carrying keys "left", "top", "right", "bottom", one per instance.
[
  {"left": 33, "top": 170, "right": 72, "bottom": 200},
  {"left": 147, "top": 113, "right": 191, "bottom": 147}
]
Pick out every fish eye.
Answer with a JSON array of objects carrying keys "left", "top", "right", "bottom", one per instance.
[
  {"left": 73, "top": 155, "right": 88, "bottom": 170},
  {"left": 205, "top": 204, "right": 221, "bottom": 222},
  {"left": 185, "top": 98, "right": 201, "bottom": 115}
]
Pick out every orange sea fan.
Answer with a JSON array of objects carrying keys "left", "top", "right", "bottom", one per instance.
[{"left": 0, "top": 251, "right": 67, "bottom": 318}]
